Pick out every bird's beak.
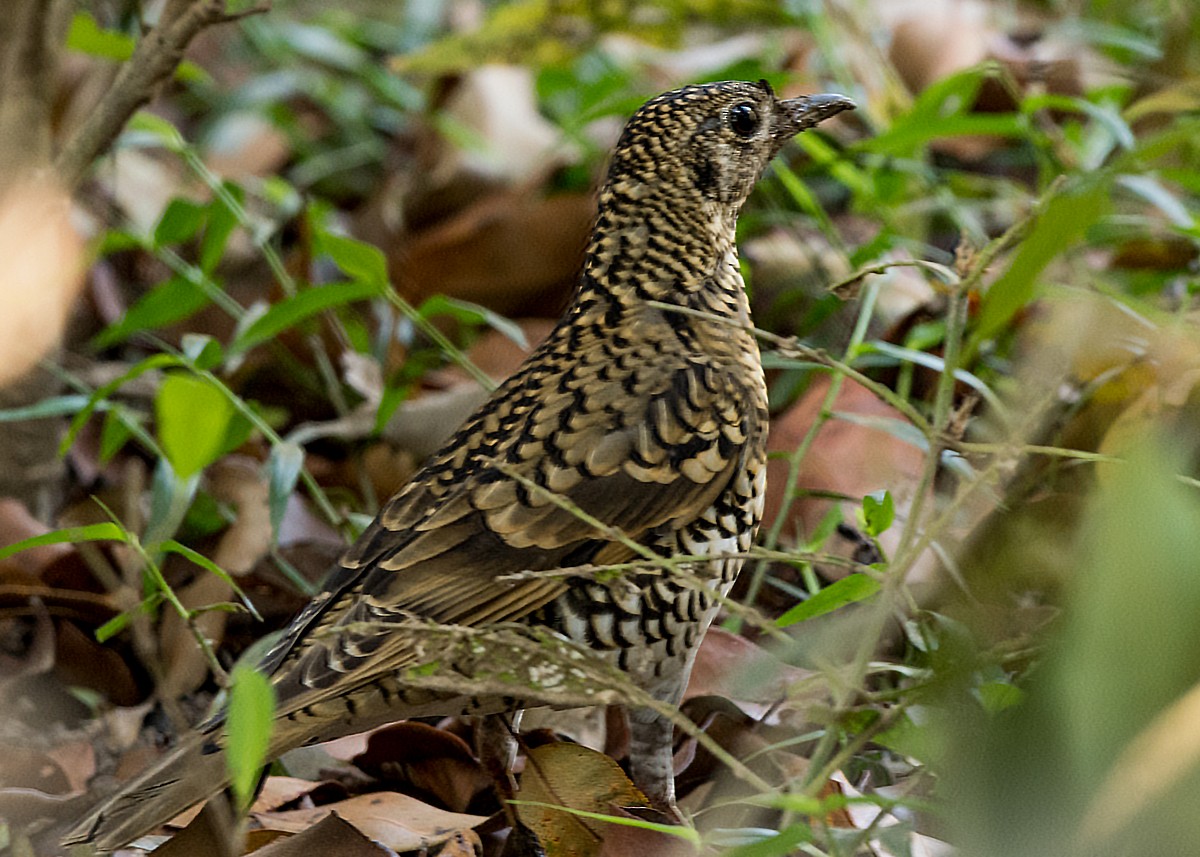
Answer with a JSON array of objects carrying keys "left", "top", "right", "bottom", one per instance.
[{"left": 773, "top": 93, "right": 856, "bottom": 141}]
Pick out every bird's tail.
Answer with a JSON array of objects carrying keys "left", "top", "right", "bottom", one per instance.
[{"left": 61, "top": 731, "right": 232, "bottom": 853}]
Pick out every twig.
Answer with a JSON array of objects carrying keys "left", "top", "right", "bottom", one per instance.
[{"left": 55, "top": 0, "right": 270, "bottom": 190}]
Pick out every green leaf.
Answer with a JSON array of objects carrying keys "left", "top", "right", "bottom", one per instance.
[
  {"left": 155, "top": 373, "right": 234, "bottom": 478},
  {"left": 315, "top": 231, "right": 389, "bottom": 287},
  {"left": 144, "top": 458, "right": 199, "bottom": 547},
  {"left": 99, "top": 409, "right": 134, "bottom": 464},
  {"left": 0, "top": 523, "right": 127, "bottom": 562},
  {"left": 181, "top": 334, "right": 225, "bottom": 370},
  {"left": 201, "top": 183, "right": 244, "bottom": 274},
  {"left": 95, "top": 594, "right": 164, "bottom": 643},
  {"left": 972, "top": 181, "right": 1108, "bottom": 346},
  {"left": 977, "top": 680, "right": 1024, "bottom": 712},
  {"left": 266, "top": 442, "right": 305, "bottom": 539},
  {"left": 230, "top": 281, "right": 381, "bottom": 354},
  {"left": 226, "top": 665, "right": 275, "bottom": 812},
  {"left": 62, "top": 354, "right": 182, "bottom": 457},
  {"left": 419, "top": 294, "right": 528, "bottom": 347},
  {"left": 66, "top": 12, "right": 136, "bottom": 61},
  {"left": 0, "top": 395, "right": 90, "bottom": 422},
  {"left": 776, "top": 573, "right": 882, "bottom": 627},
  {"left": 719, "top": 823, "right": 813, "bottom": 857},
  {"left": 861, "top": 490, "right": 895, "bottom": 537},
  {"left": 160, "top": 541, "right": 261, "bottom": 621},
  {"left": 154, "top": 198, "right": 207, "bottom": 248},
  {"left": 126, "top": 111, "right": 186, "bottom": 152},
  {"left": 67, "top": 13, "right": 206, "bottom": 82},
  {"left": 94, "top": 276, "right": 213, "bottom": 348}
]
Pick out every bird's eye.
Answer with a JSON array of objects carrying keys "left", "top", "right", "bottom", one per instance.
[{"left": 727, "top": 103, "right": 759, "bottom": 137}]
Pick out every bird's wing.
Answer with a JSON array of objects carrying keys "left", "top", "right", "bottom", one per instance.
[{"left": 259, "top": 348, "right": 760, "bottom": 708}]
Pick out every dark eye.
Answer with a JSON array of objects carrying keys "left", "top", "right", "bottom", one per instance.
[{"left": 727, "top": 102, "right": 759, "bottom": 137}]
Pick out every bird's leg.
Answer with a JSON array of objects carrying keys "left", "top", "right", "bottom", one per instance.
[
  {"left": 628, "top": 705, "right": 683, "bottom": 822},
  {"left": 475, "top": 710, "right": 524, "bottom": 824}
]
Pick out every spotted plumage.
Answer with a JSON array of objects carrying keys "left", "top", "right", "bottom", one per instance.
[{"left": 65, "top": 80, "right": 853, "bottom": 851}]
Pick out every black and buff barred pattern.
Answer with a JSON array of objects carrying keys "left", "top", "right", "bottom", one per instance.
[{"left": 66, "top": 80, "right": 853, "bottom": 851}]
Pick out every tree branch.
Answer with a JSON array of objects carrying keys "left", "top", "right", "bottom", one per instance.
[{"left": 54, "top": 0, "right": 268, "bottom": 190}]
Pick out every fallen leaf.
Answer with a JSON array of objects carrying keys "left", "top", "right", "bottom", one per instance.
[
  {"left": 209, "top": 456, "right": 274, "bottom": 576},
  {"left": 248, "top": 813, "right": 392, "bottom": 857},
  {"left": 395, "top": 190, "right": 591, "bottom": 317},
  {"left": 517, "top": 742, "right": 691, "bottom": 857},
  {"left": 683, "top": 628, "right": 822, "bottom": 718},
  {"left": 252, "top": 776, "right": 325, "bottom": 814},
  {"left": 0, "top": 744, "right": 70, "bottom": 793},
  {"left": 352, "top": 721, "right": 490, "bottom": 813},
  {"left": 254, "top": 791, "right": 486, "bottom": 852}
]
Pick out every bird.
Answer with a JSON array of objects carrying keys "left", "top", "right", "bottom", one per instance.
[{"left": 64, "top": 79, "right": 854, "bottom": 851}]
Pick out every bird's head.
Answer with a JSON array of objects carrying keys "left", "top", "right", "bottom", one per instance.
[{"left": 604, "top": 80, "right": 855, "bottom": 212}]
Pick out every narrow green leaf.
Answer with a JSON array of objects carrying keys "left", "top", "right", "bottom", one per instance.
[
  {"left": 230, "top": 281, "right": 381, "bottom": 354},
  {"left": 155, "top": 373, "right": 234, "bottom": 478},
  {"left": 200, "top": 183, "right": 243, "bottom": 274},
  {"left": 0, "top": 523, "right": 127, "bottom": 562},
  {"left": 126, "top": 111, "right": 186, "bottom": 152},
  {"left": 0, "top": 395, "right": 90, "bottom": 422},
  {"left": 94, "top": 276, "right": 213, "bottom": 348},
  {"left": 973, "top": 182, "right": 1108, "bottom": 345},
  {"left": 95, "top": 593, "right": 165, "bottom": 643},
  {"left": 226, "top": 665, "right": 275, "bottom": 812},
  {"left": 419, "top": 294, "right": 528, "bottom": 347},
  {"left": 154, "top": 198, "right": 207, "bottom": 248},
  {"left": 776, "top": 573, "right": 882, "bottom": 627},
  {"left": 315, "top": 231, "right": 389, "bottom": 287},
  {"left": 863, "top": 113, "right": 1027, "bottom": 157},
  {"left": 62, "top": 354, "right": 182, "bottom": 457},
  {"left": 266, "top": 442, "right": 305, "bottom": 540},
  {"left": 99, "top": 409, "right": 134, "bottom": 464},
  {"left": 719, "top": 823, "right": 813, "bottom": 857},
  {"left": 159, "top": 541, "right": 262, "bottom": 621}
]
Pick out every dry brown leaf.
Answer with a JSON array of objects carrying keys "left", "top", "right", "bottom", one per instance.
[
  {"left": 435, "top": 66, "right": 573, "bottom": 185},
  {"left": 251, "top": 776, "right": 325, "bottom": 814},
  {"left": 395, "top": 190, "right": 592, "bottom": 317},
  {"left": 203, "top": 112, "right": 292, "bottom": 180},
  {"left": 248, "top": 813, "right": 391, "bottom": 857},
  {"left": 151, "top": 798, "right": 239, "bottom": 857},
  {"left": 52, "top": 619, "right": 143, "bottom": 706},
  {"left": 209, "top": 457, "right": 274, "bottom": 576},
  {"left": 675, "top": 697, "right": 810, "bottom": 830},
  {"left": 254, "top": 791, "right": 486, "bottom": 852},
  {"left": 517, "top": 742, "right": 691, "bottom": 857},
  {"left": 0, "top": 588, "right": 55, "bottom": 689},
  {"left": 157, "top": 568, "right": 233, "bottom": 701},
  {"left": 318, "top": 730, "right": 374, "bottom": 762},
  {"left": 0, "top": 499, "right": 72, "bottom": 574},
  {"left": 683, "top": 628, "right": 821, "bottom": 717},
  {"left": 764, "top": 376, "right": 930, "bottom": 581},
  {"left": 430, "top": 830, "right": 481, "bottom": 856},
  {"left": 43, "top": 740, "right": 95, "bottom": 795},
  {"left": 0, "top": 744, "right": 70, "bottom": 793},
  {"left": 352, "top": 721, "right": 490, "bottom": 814}
]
